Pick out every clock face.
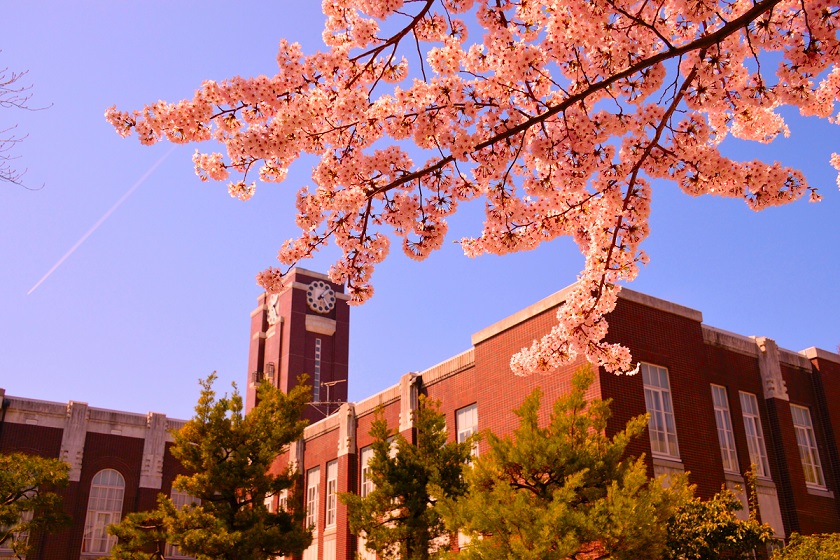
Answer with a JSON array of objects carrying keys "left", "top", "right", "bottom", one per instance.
[
  {"left": 267, "top": 294, "right": 281, "bottom": 326},
  {"left": 306, "top": 280, "right": 336, "bottom": 314}
]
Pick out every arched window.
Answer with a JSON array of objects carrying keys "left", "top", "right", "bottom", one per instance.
[{"left": 81, "top": 469, "right": 125, "bottom": 554}]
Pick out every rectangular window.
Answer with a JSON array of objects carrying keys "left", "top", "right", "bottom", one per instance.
[
  {"left": 740, "top": 392, "right": 771, "bottom": 478},
  {"left": 790, "top": 405, "right": 826, "bottom": 488},
  {"left": 305, "top": 467, "right": 320, "bottom": 531},
  {"left": 325, "top": 460, "right": 338, "bottom": 528},
  {"left": 277, "top": 489, "right": 288, "bottom": 512},
  {"left": 456, "top": 404, "right": 479, "bottom": 456},
  {"left": 0, "top": 509, "right": 33, "bottom": 552},
  {"left": 313, "top": 338, "right": 322, "bottom": 402},
  {"left": 711, "top": 385, "right": 739, "bottom": 473},
  {"left": 642, "top": 363, "right": 680, "bottom": 459},
  {"left": 360, "top": 446, "right": 374, "bottom": 498}
]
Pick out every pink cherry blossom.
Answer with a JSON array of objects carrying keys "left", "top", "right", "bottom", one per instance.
[{"left": 108, "top": 0, "right": 840, "bottom": 376}]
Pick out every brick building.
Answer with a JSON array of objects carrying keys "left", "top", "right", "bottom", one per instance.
[
  {"left": 249, "top": 270, "right": 840, "bottom": 559},
  {"left": 0, "top": 392, "right": 189, "bottom": 558},
  {"left": 2, "top": 267, "right": 839, "bottom": 558}
]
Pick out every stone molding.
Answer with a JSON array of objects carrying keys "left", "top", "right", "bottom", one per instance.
[
  {"left": 337, "top": 403, "right": 356, "bottom": 457},
  {"left": 755, "top": 337, "right": 789, "bottom": 401}
]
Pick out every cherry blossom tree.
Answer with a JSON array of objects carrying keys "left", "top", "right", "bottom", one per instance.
[{"left": 106, "top": 0, "right": 839, "bottom": 376}]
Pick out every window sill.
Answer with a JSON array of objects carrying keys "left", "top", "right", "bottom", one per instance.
[
  {"left": 724, "top": 471, "right": 745, "bottom": 486},
  {"left": 806, "top": 485, "right": 834, "bottom": 498},
  {"left": 754, "top": 477, "right": 775, "bottom": 488},
  {"left": 652, "top": 456, "right": 684, "bottom": 470},
  {"left": 324, "top": 525, "right": 337, "bottom": 536}
]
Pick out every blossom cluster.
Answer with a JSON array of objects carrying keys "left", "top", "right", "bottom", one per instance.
[{"left": 107, "top": 0, "right": 840, "bottom": 376}]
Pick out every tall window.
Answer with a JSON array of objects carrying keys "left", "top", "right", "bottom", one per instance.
[
  {"left": 165, "top": 489, "right": 200, "bottom": 558},
  {"left": 456, "top": 404, "right": 479, "bottom": 456},
  {"left": 0, "top": 508, "right": 33, "bottom": 552},
  {"left": 277, "top": 489, "right": 288, "bottom": 512},
  {"left": 305, "top": 467, "right": 320, "bottom": 531},
  {"left": 360, "top": 446, "right": 374, "bottom": 498},
  {"left": 711, "top": 385, "right": 739, "bottom": 473},
  {"left": 642, "top": 363, "right": 680, "bottom": 459},
  {"left": 325, "top": 460, "right": 338, "bottom": 528},
  {"left": 313, "top": 338, "right": 322, "bottom": 402},
  {"left": 790, "top": 405, "right": 826, "bottom": 488},
  {"left": 740, "top": 392, "right": 771, "bottom": 478},
  {"left": 81, "top": 469, "right": 125, "bottom": 554}
]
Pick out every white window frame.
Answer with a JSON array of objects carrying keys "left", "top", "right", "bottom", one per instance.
[
  {"left": 325, "top": 460, "right": 338, "bottom": 528},
  {"left": 642, "top": 363, "right": 680, "bottom": 459},
  {"left": 305, "top": 466, "right": 320, "bottom": 531},
  {"left": 277, "top": 489, "right": 288, "bottom": 512},
  {"left": 456, "top": 403, "right": 479, "bottom": 456},
  {"left": 790, "top": 404, "right": 826, "bottom": 488},
  {"left": 739, "top": 392, "right": 771, "bottom": 479},
  {"left": 711, "top": 385, "right": 739, "bottom": 473},
  {"left": 360, "top": 446, "right": 374, "bottom": 498},
  {"left": 0, "top": 508, "right": 33, "bottom": 552},
  {"left": 81, "top": 469, "right": 125, "bottom": 554}
]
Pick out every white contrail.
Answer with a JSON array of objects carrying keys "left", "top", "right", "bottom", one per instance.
[{"left": 27, "top": 146, "right": 177, "bottom": 295}]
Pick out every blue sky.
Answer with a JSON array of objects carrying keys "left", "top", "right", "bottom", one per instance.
[{"left": 1, "top": 2, "right": 838, "bottom": 420}]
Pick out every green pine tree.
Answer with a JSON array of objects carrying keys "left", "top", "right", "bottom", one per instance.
[
  {"left": 108, "top": 373, "right": 312, "bottom": 559},
  {"left": 0, "top": 452, "right": 70, "bottom": 558},
  {"left": 446, "top": 366, "right": 773, "bottom": 560},
  {"left": 341, "top": 396, "right": 475, "bottom": 560}
]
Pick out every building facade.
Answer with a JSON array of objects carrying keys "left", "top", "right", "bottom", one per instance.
[
  {"left": 0, "top": 392, "right": 188, "bottom": 558},
  {"left": 3, "top": 267, "right": 840, "bottom": 558},
  {"left": 251, "top": 273, "right": 840, "bottom": 559}
]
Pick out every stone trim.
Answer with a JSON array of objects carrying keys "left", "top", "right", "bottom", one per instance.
[
  {"left": 306, "top": 315, "right": 337, "bottom": 336},
  {"left": 618, "top": 288, "right": 703, "bottom": 322},
  {"left": 140, "top": 412, "right": 167, "bottom": 489},
  {"left": 420, "top": 349, "right": 475, "bottom": 386},
  {"left": 355, "top": 384, "right": 401, "bottom": 418},
  {"left": 337, "top": 403, "right": 356, "bottom": 456},
  {"left": 801, "top": 347, "right": 840, "bottom": 365},
  {"left": 755, "top": 337, "right": 789, "bottom": 401},
  {"left": 702, "top": 325, "right": 760, "bottom": 357},
  {"left": 778, "top": 349, "right": 811, "bottom": 370},
  {"left": 472, "top": 284, "right": 702, "bottom": 345},
  {"left": 0, "top": 392, "right": 187, "bottom": 483},
  {"left": 399, "top": 373, "right": 420, "bottom": 433},
  {"left": 472, "top": 284, "right": 576, "bottom": 345},
  {"left": 303, "top": 411, "right": 340, "bottom": 441},
  {"left": 60, "top": 401, "right": 88, "bottom": 482},
  {"left": 806, "top": 486, "right": 835, "bottom": 499}
]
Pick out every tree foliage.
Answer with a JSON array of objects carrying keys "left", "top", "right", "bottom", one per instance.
[
  {"left": 0, "top": 452, "right": 70, "bottom": 558},
  {"left": 445, "top": 366, "right": 773, "bottom": 559},
  {"left": 341, "top": 396, "right": 475, "bottom": 560},
  {"left": 771, "top": 532, "right": 840, "bottom": 560},
  {"left": 664, "top": 483, "right": 774, "bottom": 559},
  {"left": 107, "top": 0, "right": 839, "bottom": 376},
  {"left": 108, "top": 374, "right": 312, "bottom": 560}
]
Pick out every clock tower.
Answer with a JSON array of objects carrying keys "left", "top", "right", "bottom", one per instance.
[{"left": 245, "top": 268, "right": 350, "bottom": 424}]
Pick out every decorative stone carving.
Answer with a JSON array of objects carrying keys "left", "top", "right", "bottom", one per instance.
[
  {"left": 140, "top": 412, "right": 167, "bottom": 489},
  {"left": 399, "top": 372, "right": 419, "bottom": 433},
  {"left": 337, "top": 402, "right": 356, "bottom": 457},
  {"left": 60, "top": 401, "right": 89, "bottom": 482},
  {"left": 755, "top": 337, "right": 789, "bottom": 401},
  {"left": 289, "top": 438, "right": 305, "bottom": 474}
]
